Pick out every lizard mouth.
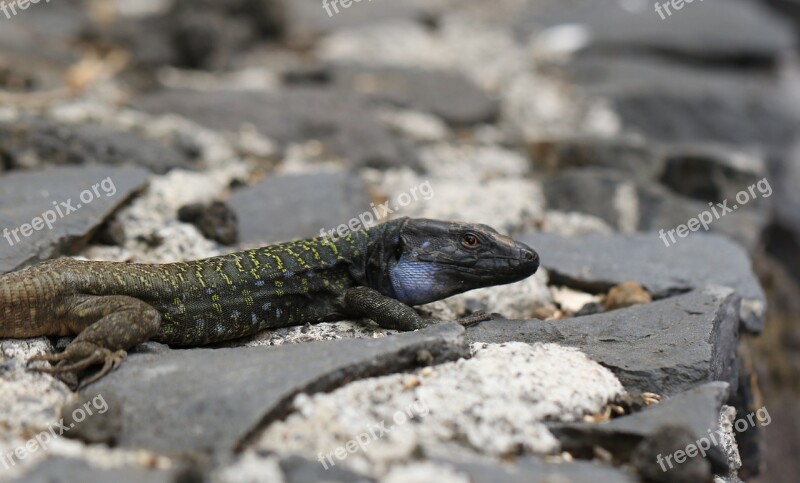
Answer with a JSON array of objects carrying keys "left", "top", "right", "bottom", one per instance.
[{"left": 422, "top": 245, "right": 539, "bottom": 276}]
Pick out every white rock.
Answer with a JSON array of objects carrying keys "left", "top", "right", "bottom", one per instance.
[
  {"left": 377, "top": 108, "right": 451, "bottom": 143},
  {"left": 254, "top": 343, "right": 624, "bottom": 476},
  {"left": 420, "top": 269, "right": 554, "bottom": 321},
  {"left": 550, "top": 286, "right": 601, "bottom": 313},
  {"left": 212, "top": 453, "right": 285, "bottom": 483},
  {"left": 381, "top": 462, "right": 469, "bottom": 483}
]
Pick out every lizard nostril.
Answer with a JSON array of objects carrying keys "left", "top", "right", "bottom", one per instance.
[{"left": 524, "top": 251, "right": 534, "bottom": 261}]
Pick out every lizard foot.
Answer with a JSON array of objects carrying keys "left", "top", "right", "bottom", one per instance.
[
  {"left": 28, "top": 347, "right": 127, "bottom": 389},
  {"left": 453, "top": 311, "right": 492, "bottom": 327}
]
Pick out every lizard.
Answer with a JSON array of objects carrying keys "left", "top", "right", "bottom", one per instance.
[{"left": 0, "top": 217, "right": 539, "bottom": 387}]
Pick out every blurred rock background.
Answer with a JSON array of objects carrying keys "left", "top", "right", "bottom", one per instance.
[{"left": 0, "top": 0, "right": 799, "bottom": 482}]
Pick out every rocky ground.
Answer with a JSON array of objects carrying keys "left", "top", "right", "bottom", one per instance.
[{"left": 1, "top": 0, "right": 799, "bottom": 482}]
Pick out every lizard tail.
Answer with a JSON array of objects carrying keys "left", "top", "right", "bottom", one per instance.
[{"left": 0, "top": 268, "right": 44, "bottom": 338}]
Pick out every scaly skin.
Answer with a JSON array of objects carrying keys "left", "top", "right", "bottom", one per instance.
[{"left": 0, "top": 218, "right": 539, "bottom": 387}]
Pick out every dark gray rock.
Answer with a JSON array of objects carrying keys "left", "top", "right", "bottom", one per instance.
[
  {"left": 631, "top": 425, "right": 714, "bottom": 483},
  {"left": 528, "top": 135, "right": 665, "bottom": 182},
  {"left": 766, "top": 0, "right": 800, "bottom": 33},
  {"left": 523, "top": 0, "right": 794, "bottom": 66},
  {"left": 467, "top": 288, "right": 740, "bottom": 396},
  {"left": 519, "top": 231, "right": 765, "bottom": 333},
  {"left": 550, "top": 383, "right": 730, "bottom": 480},
  {"left": 660, "top": 144, "right": 768, "bottom": 203},
  {"left": 285, "top": 0, "right": 435, "bottom": 44},
  {"left": 178, "top": 201, "right": 239, "bottom": 246},
  {"left": 542, "top": 168, "right": 632, "bottom": 230},
  {"left": 5, "top": 0, "right": 88, "bottom": 42},
  {"left": 69, "top": 323, "right": 469, "bottom": 459},
  {"left": 279, "top": 455, "right": 374, "bottom": 483},
  {"left": 766, "top": 140, "right": 800, "bottom": 283},
  {"left": 566, "top": 56, "right": 799, "bottom": 150},
  {"left": 84, "top": 0, "right": 285, "bottom": 70},
  {"left": 542, "top": 168, "right": 766, "bottom": 250},
  {"left": 0, "top": 0, "right": 86, "bottom": 61},
  {"left": 0, "top": 121, "right": 196, "bottom": 174},
  {"left": 635, "top": 178, "right": 768, "bottom": 252},
  {"left": 329, "top": 64, "right": 499, "bottom": 125},
  {"left": 0, "top": 0, "right": 83, "bottom": 95},
  {"left": 12, "top": 458, "right": 192, "bottom": 483},
  {"left": 62, "top": 393, "right": 123, "bottom": 446},
  {"left": 443, "top": 456, "right": 638, "bottom": 483},
  {"left": 0, "top": 166, "right": 150, "bottom": 275},
  {"left": 228, "top": 171, "right": 371, "bottom": 244},
  {"left": 133, "top": 89, "right": 416, "bottom": 170},
  {"left": 172, "top": 0, "right": 286, "bottom": 38}
]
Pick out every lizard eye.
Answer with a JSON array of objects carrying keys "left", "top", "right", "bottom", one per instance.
[
  {"left": 462, "top": 233, "right": 480, "bottom": 248},
  {"left": 394, "top": 242, "right": 404, "bottom": 261}
]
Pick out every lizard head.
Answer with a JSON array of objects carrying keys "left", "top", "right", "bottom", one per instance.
[{"left": 382, "top": 218, "right": 539, "bottom": 306}]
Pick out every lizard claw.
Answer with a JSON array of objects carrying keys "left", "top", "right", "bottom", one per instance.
[
  {"left": 28, "top": 348, "right": 127, "bottom": 389},
  {"left": 76, "top": 350, "right": 126, "bottom": 390}
]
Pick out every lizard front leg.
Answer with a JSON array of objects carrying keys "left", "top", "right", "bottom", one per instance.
[
  {"left": 28, "top": 295, "right": 161, "bottom": 388},
  {"left": 343, "top": 287, "right": 490, "bottom": 331}
]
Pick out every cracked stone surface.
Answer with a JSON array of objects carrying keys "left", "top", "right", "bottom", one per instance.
[
  {"left": 0, "top": 166, "right": 150, "bottom": 275},
  {"left": 519, "top": 231, "right": 765, "bottom": 333},
  {"left": 466, "top": 287, "right": 741, "bottom": 396},
  {"left": 66, "top": 324, "right": 469, "bottom": 459},
  {"left": 252, "top": 342, "right": 623, "bottom": 476}
]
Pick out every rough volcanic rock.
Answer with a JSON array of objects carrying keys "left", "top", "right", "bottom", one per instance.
[
  {"left": 466, "top": 287, "right": 741, "bottom": 396},
  {"left": 329, "top": 64, "right": 499, "bottom": 125},
  {"left": 519, "top": 231, "right": 765, "bottom": 333},
  {"left": 550, "top": 382, "right": 730, "bottom": 462},
  {"left": 528, "top": 135, "right": 665, "bottom": 182},
  {"left": 542, "top": 166, "right": 769, "bottom": 250},
  {"left": 542, "top": 169, "right": 637, "bottom": 232},
  {"left": 254, "top": 343, "right": 622, "bottom": 467},
  {"left": 0, "top": 121, "right": 196, "bottom": 174},
  {"left": 0, "top": 166, "right": 150, "bottom": 275},
  {"left": 83, "top": 0, "right": 286, "bottom": 70},
  {"left": 523, "top": 0, "right": 794, "bottom": 67},
  {"left": 66, "top": 324, "right": 469, "bottom": 459},
  {"left": 177, "top": 201, "right": 238, "bottom": 246},
  {"left": 133, "top": 88, "right": 416, "bottom": 169},
  {"left": 278, "top": 455, "right": 374, "bottom": 483},
  {"left": 566, "top": 56, "right": 799, "bottom": 150},
  {"left": 12, "top": 458, "right": 193, "bottom": 483},
  {"left": 659, "top": 144, "right": 768, "bottom": 203},
  {"left": 0, "top": 0, "right": 85, "bottom": 66},
  {"left": 442, "top": 456, "right": 638, "bottom": 483}
]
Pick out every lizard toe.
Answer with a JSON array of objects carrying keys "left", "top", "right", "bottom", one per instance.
[
  {"left": 30, "top": 350, "right": 105, "bottom": 375},
  {"left": 27, "top": 351, "right": 71, "bottom": 364},
  {"left": 76, "top": 350, "right": 127, "bottom": 390}
]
